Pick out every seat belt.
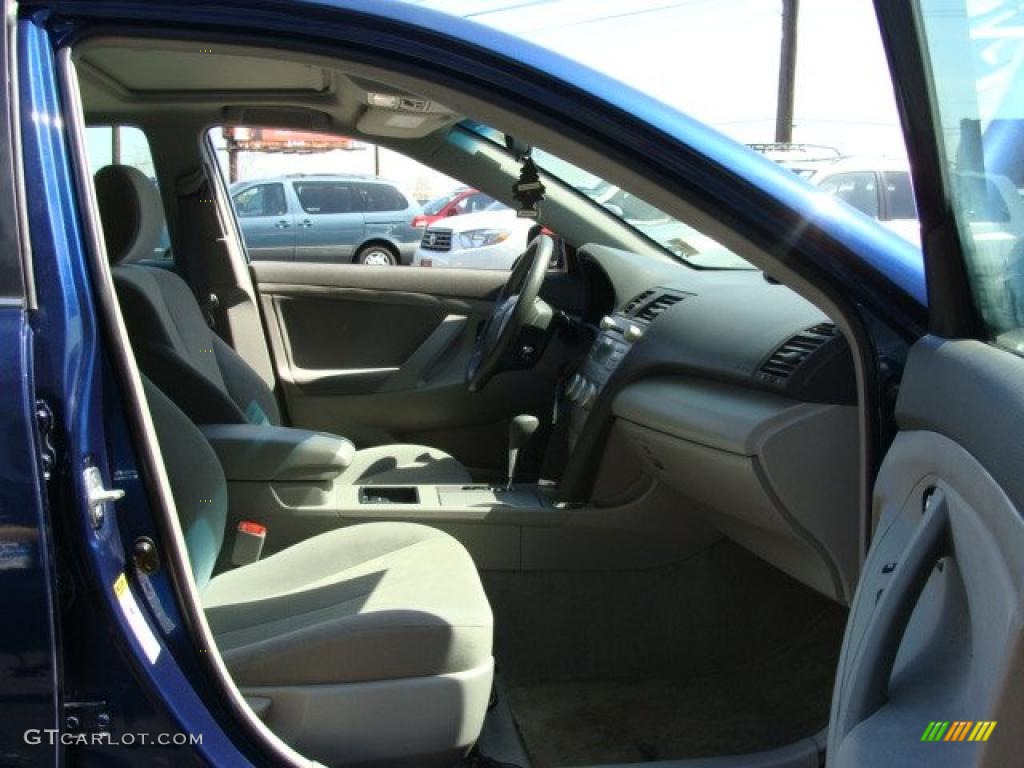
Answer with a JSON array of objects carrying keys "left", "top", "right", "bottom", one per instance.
[
  {"left": 174, "top": 165, "right": 281, "bottom": 406},
  {"left": 175, "top": 169, "right": 226, "bottom": 330}
]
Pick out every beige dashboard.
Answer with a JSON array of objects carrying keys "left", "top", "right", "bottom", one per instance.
[{"left": 613, "top": 376, "right": 860, "bottom": 603}]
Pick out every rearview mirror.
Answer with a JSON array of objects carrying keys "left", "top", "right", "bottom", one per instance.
[{"left": 505, "top": 135, "right": 532, "bottom": 160}]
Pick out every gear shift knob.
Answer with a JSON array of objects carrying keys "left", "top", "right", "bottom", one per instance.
[{"left": 507, "top": 414, "right": 540, "bottom": 489}]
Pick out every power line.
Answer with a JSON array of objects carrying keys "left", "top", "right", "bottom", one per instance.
[
  {"left": 717, "top": 118, "right": 777, "bottom": 125},
  {"left": 464, "top": 0, "right": 568, "bottom": 18},
  {"left": 513, "top": 0, "right": 724, "bottom": 35}
]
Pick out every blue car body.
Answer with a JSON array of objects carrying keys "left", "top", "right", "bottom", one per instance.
[
  {"left": 230, "top": 174, "right": 424, "bottom": 265},
  {"left": 2, "top": 0, "right": 929, "bottom": 765}
]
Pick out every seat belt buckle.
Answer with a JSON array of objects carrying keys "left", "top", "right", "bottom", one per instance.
[{"left": 231, "top": 520, "right": 266, "bottom": 566}]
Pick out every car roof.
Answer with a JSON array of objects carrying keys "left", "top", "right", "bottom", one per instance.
[
  {"left": 232, "top": 174, "right": 403, "bottom": 188},
  {"left": 793, "top": 156, "right": 911, "bottom": 177},
  {"left": 160, "top": 0, "right": 923, "bottom": 308}
]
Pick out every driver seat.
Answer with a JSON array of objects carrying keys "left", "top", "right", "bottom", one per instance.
[{"left": 95, "top": 164, "right": 471, "bottom": 486}]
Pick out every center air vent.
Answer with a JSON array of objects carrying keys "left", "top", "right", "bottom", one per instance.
[
  {"left": 635, "top": 292, "right": 686, "bottom": 322},
  {"left": 758, "top": 323, "right": 837, "bottom": 382},
  {"left": 623, "top": 290, "right": 654, "bottom": 315}
]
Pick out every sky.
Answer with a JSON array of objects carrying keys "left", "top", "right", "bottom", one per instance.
[
  {"left": 86, "top": 1, "right": 908, "bottom": 201},
  {"left": 402, "top": 0, "right": 907, "bottom": 157}
]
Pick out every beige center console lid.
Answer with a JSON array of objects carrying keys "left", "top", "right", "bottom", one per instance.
[{"left": 200, "top": 424, "right": 355, "bottom": 482}]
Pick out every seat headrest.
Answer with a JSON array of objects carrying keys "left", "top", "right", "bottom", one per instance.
[{"left": 94, "top": 164, "right": 165, "bottom": 265}]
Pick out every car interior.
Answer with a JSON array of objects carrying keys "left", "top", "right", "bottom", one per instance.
[{"left": 67, "top": 34, "right": 974, "bottom": 768}]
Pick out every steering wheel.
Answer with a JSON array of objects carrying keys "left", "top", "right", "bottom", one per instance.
[{"left": 467, "top": 234, "right": 555, "bottom": 393}]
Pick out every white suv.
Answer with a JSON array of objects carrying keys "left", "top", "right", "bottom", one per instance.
[
  {"left": 787, "top": 156, "right": 921, "bottom": 244},
  {"left": 412, "top": 202, "right": 536, "bottom": 269},
  {"left": 784, "top": 156, "right": 1024, "bottom": 253}
]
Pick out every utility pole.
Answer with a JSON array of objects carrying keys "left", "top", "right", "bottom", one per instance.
[
  {"left": 775, "top": 0, "right": 799, "bottom": 143},
  {"left": 222, "top": 126, "right": 239, "bottom": 183},
  {"left": 111, "top": 125, "right": 121, "bottom": 165}
]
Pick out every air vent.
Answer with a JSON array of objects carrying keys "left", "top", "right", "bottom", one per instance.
[
  {"left": 807, "top": 323, "right": 838, "bottom": 337},
  {"left": 636, "top": 292, "right": 685, "bottom": 322},
  {"left": 759, "top": 323, "right": 836, "bottom": 382},
  {"left": 623, "top": 290, "right": 654, "bottom": 315}
]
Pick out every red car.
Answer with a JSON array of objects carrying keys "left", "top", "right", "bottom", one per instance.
[{"left": 411, "top": 187, "right": 496, "bottom": 228}]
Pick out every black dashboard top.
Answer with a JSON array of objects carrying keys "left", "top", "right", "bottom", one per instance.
[
  {"left": 556, "top": 243, "right": 856, "bottom": 502},
  {"left": 578, "top": 244, "right": 855, "bottom": 404}
]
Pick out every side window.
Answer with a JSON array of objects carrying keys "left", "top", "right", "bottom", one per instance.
[
  {"left": 86, "top": 125, "right": 171, "bottom": 262},
  {"left": 882, "top": 171, "right": 917, "bottom": 220},
  {"left": 209, "top": 125, "right": 532, "bottom": 270},
  {"left": 358, "top": 183, "right": 408, "bottom": 212},
  {"left": 294, "top": 182, "right": 357, "bottom": 214},
  {"left": 818, "top": 172, "right": 880, "bottom": 219},
  {"left": 233, "top": 183, "right": 288, "bottom": 217}
]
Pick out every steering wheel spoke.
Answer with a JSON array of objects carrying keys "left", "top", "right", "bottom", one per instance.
[{"left": 466, "top": 235, "right": 555, "bottom": 392}]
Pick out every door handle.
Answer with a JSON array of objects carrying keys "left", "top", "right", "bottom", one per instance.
[
  {"left": 299, "top": 219, "right": 313, "bottom": 228},
  {"left": 833, "top": 489, "right": 951, "bottom": 745},
  {"left": 275, "top": 220, "right": 290, "bottom": 229}
]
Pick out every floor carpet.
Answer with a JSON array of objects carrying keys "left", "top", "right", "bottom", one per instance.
[{"left": 504, "top": 606, "right": 845, "bottom": 767}]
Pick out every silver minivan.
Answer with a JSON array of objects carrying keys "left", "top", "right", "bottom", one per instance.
[{"left": 230, "top": 174, "right": 423, "bottom": 265}]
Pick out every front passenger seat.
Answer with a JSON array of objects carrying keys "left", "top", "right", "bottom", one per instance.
[
  {"left": 145, "top": 377, "right": 494, "bottom": 766},
  {"left": 94, "top": 164, "right": 470, "bottom": 487}
]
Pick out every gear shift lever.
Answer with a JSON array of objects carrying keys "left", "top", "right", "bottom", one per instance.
[{"left": 507, "top": 414, "right": 540, "bottom": 490}]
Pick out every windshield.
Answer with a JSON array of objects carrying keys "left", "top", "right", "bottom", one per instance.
[{"left": 462, "top": 122, "right": 755, "bottom": 269}]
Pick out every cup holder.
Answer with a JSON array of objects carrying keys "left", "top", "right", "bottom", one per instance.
[{"left": 358, "top": 486, "right": 420, "bottom": 505}]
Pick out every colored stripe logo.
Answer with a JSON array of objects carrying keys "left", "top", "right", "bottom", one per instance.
[{"left": 921, "top": 721, "right": 996, "bottom": 742}]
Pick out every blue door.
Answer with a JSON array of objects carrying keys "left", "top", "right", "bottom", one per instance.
[
  {"left": 355, "top": 180, "right": 420, "bottom": 263},
  {"left": 232, "top": 181, "right": 295, "bottom": 261},
  {"left": 290, "top": 179, "right": 365, "bottom": 262},
  {"left": 15, "top": 16, "right": 267, "bottom": 765},
  {"left": 0, "top": 16, "right": 59, "bottom": 763}
]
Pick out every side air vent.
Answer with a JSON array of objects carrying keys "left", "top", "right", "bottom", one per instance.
[
  {"left": 758, "top": 323, "right": 837, "bottom": 382},
  {"left": 623, "top": 290, "right": 655, "bottom": 315},
  {"left": 635, "top": 292, "right": 685, "bottom": 322}
]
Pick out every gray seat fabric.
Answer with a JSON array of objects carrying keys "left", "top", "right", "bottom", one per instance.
[
  {"left": 204, "top": 522, "right": 493, "bottom": 687},
  {"left": 96, "top": 164, "right": 470, "bottom": 486},
  {"left": 143, "top": 378, "right": 494, "bottom": 764},
  {"left": 149, "top": 375, "right": 228, "bottom": 591}
]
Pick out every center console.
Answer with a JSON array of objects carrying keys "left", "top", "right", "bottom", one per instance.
[
  {"left": 198, "top": 422, "right": 562, "bottom": 565},
  {"left": 344, "top": 483, "right": 552, "bottom": 521},
  {"left": 566, "top": 314, "right": 643, "bottom": 410},
  {"left": 565, "top": 313, "right": 644, "bottom": 448},
  {"left": 564, "top": 289, "right": 689, "bottom": 449}
]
